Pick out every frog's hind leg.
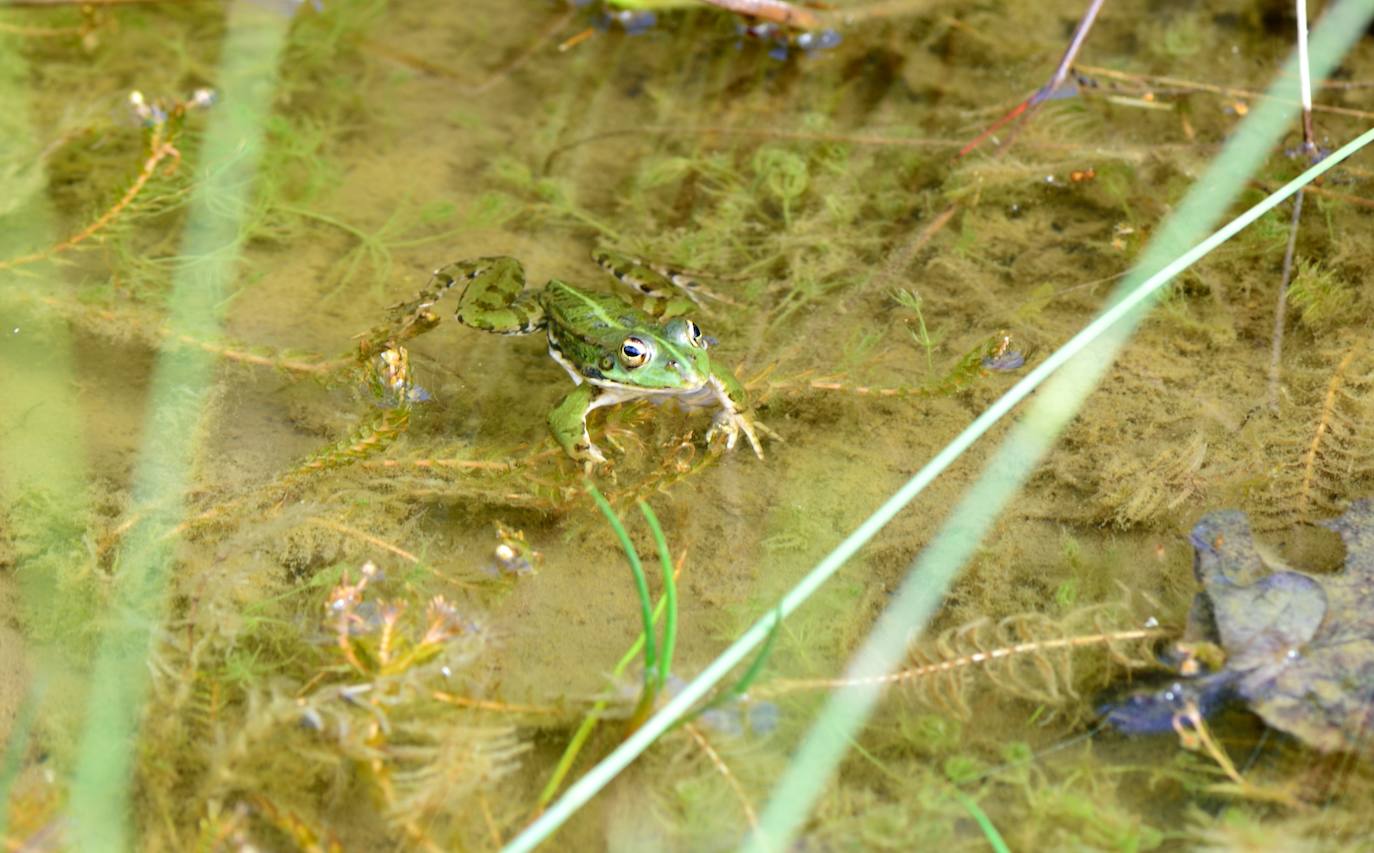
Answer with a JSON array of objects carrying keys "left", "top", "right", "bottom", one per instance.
[
  {"left": 441, "top": 256, "right": 545, "bottom": 334},
  {"left": 390, "top": 258, "right": 488, "bottom": 323},
  {"left": 592, "top": 248, "right": 735, "bottom": 317}
]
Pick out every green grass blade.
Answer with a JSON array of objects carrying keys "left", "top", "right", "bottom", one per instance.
[
  {"left": 712, "top": 608, "right": 781, "bottom": 709},
  {"left": 950, "top": 790, "right": 1010, "bottom": 853},
  {"left": 637, "top": 500, "right": 677, "bottom": 694},
  {"left": 537, "top": 584, "right": 673, "bottom": 809},
  {"left": 587, "top": 483, "right": 657, "bottom": 684},
  {"left": 0, "top": 21, "right": 97, "bottom": 788}
]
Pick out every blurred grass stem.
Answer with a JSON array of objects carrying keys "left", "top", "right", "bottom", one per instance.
[
  {"left": 0, "top": 26, "right": 93, "bottom": 841},
  {"left": 64, "top": 4, "right": 290, "bottom": 849}
]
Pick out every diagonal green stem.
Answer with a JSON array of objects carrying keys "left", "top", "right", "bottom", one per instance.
[{"left": 536, "top": 593, "right": 671, "bottom": 810}]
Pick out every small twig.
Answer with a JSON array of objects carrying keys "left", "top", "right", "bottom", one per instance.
[
  {"left": 0, "top": 130, "right": 179, "bottom": 272},
  {"left": 306, "top": 517, "right": 420, "bottom": 564},
  {"left": 958, "top": 0, "right": 1107, "bottom": 158},
  {"left": 1075, "top": 64, "right": 1374, "bottom": 122},
  {"left": 478, "top": 792, "right": 503, "bottom": 849},
  {"left": 1267, "top": 0, "right": 1323, "bottom": 412},
  {"left": 361, "top": 456, "right": 513, "bottom": 472},
  {"left": 875, "top": 203, "right": 958, "bottom": 286},
  {"left": 21, "top": 291, "right": 348, "bottom": 376},
  {"left": 1297, "top": 0, "right": 1318, "bottom": 156},
  {"left": 1266, "top": 190, "right": 1304, "bottom": 412},
  {"left": 431, "top": 691, "right": 560, "bottom": 716},
  {"left": 684, "top": 722, "right": 759, "bottom": 831}
]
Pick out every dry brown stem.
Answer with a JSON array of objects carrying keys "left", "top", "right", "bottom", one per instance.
[
  {"left": 684, "top": 722, "right": 759, "bottom": 832},
  {"left": 1298, "top": 346, "right": 1361, "bottom": 516},
  {"left": 0, "top": 127, "right": 180, "bottom": 272},
  {"left": 763, "top": 626, "right": 1164, "bottom": 695}
]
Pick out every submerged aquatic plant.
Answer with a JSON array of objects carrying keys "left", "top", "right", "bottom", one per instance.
[
  {"left": 766, "top": 603, "right": 1162, "bottom": 725},
  {"left": 189, "top": 561, "right": 529, "bottom": 849},
  {"left": 12, "top": 0, "right": 1374, "bottom": 848}
]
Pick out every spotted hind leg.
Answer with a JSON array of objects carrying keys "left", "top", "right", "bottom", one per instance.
[
  {"left": 448, "top": 256, "right": 546, "bottom": 334},
  {"left": 592, "top": 248, "right": 736, "bottom": 318},
  {"left": 389, "top": 256, "right": 545, "bottom": 337}
]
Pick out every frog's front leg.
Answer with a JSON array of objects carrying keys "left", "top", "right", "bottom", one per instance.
[
  {"left": 702, "top": 366, "right": 777, "bottom": 460},
  {"left": 548, "top": 382, "right": 629, "bottom": 466}
]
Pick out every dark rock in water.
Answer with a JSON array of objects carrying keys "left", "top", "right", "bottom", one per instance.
[{"left": 1101, "top": 501, "right": 1374, "bottom": 753}]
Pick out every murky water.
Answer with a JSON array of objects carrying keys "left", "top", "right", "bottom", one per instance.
[{"left": 3, "top": 0, "right": 1373, "bottom": 849}]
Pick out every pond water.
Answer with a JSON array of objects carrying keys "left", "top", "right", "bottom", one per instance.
[{"left": 2, "top": 0, "right": 1373, "bottom": 849}]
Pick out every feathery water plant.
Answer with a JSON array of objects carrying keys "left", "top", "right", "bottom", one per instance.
[
  {"left": 9, "top": 1, "right": 1374, "bottom": 847},
  {"left": 752, "top": 6, "right": 1374, "bottom": 847}
]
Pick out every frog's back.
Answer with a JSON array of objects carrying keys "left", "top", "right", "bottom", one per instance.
[{"left": 543, "top": 279, "right": 648, "bottom": 337}]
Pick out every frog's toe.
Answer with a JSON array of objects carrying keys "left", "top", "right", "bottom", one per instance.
[
  {"left": 575, "top": 440, "right": 608, "bottom": 465},
  {"left": 704, "top": 417, "right": 738, "bottom": 450},
  {"left": 736, "top": 420, "right": 767, "bottom": 460},
  {"left": 754, "top": 420, "right": 783, "bottom": 441}
]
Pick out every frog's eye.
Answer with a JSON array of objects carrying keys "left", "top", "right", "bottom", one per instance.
[
  {"left": 686, "top": 320, "right": 706, "bottom": 348},
  {"left": 620, "top": 337, "right": 651, "bottom": 368}
]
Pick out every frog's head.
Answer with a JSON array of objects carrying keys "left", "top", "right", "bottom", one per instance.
[{"left": 590, "top": 317, "right": 712, "bottom": 391}]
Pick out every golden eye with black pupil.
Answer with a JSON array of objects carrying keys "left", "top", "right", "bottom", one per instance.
[
  {"left": 620, "top": 337, "right": 650, "bottom": 368},
  {"left": 687, "top": 320, "right": 705, "bottom": 348}
]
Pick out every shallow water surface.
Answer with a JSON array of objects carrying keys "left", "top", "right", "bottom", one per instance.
[{"left": 3, "top": 0, "right": 1374, "bottom": 849}]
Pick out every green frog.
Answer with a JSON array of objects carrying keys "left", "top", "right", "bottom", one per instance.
[{"left": 392, "top": 251, "right": 772, "bottom": 466}]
